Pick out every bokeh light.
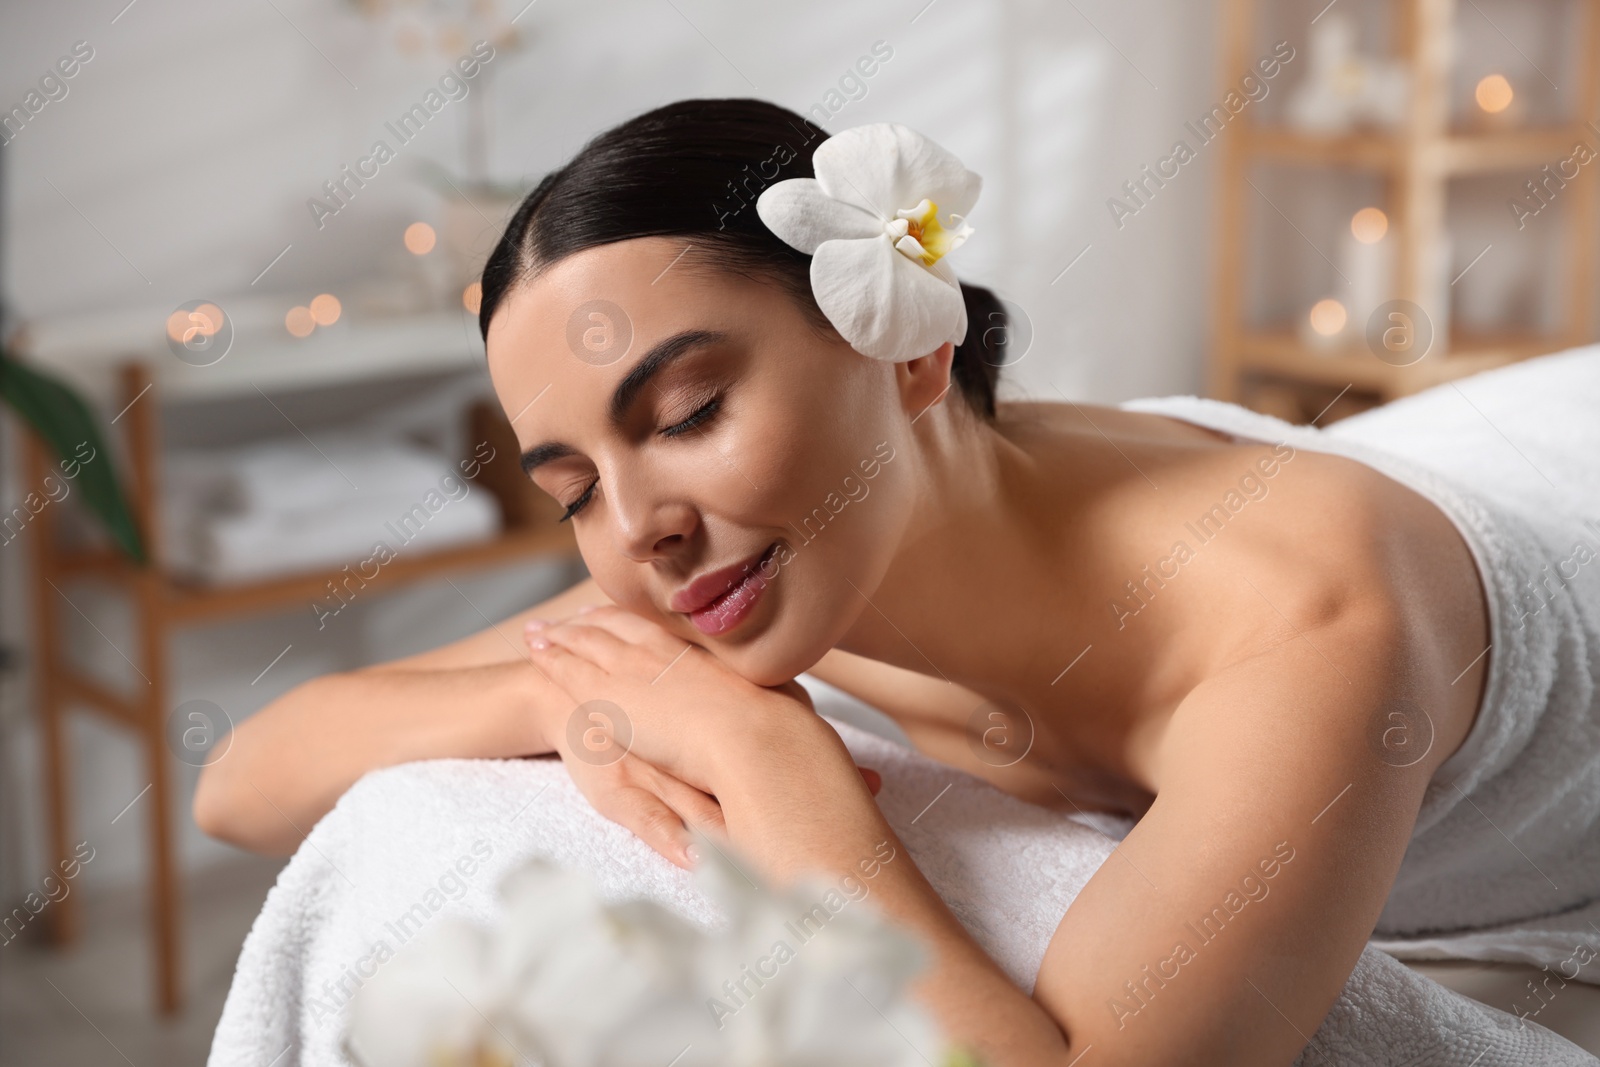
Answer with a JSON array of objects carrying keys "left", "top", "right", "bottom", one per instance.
[
  {"left": 404, "top": 221, "right": 437, "bottom": 255},
  {"left": 309, "top": 293, "right": 342, "bottom": 326},
  {"left": 1351, "top": 207, "right": 1389, "bottom": 244},
  {"left": 166, "top": 304, "right": 225, "bottom": 344},
  {"left": 285, "top": 306, "right": 316, "bottom": 338},
  {"left": 1475, "top": 74, "right": 1513, "bottom": 114},
  {"left": 1309, "top": 298, "right": 1348, "bottom": 338},
  {"left": 462, "top": 281, "right": 482, "bottom": 315}
]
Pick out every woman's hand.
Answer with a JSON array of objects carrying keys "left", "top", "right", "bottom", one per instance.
[
  {"left": 525, "top": 606, "right": 880, "bottom": 868},
  {"left": 547, "top": 720, "right": 723, "bottom": 871},
  {"left": 528, "top": 610, "right": 1069, "bottom": 1065}
]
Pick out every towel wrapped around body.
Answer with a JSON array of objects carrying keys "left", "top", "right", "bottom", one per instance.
[{"left": 1121, "top": 344, "right": 1600, "bottom": 941}]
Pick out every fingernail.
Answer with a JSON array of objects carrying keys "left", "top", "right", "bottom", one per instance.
[
  {"left": 524, "top": 618, "right": 548, "bottom": 632},
  {"left": 529, "top": 637, "right": 550, "bottom": 650},
  {"left": 685, "top": 844, "right": 702, "bottom": 864},
  {"left": 577, "top": 604, "right": 598, "bottom": 614}
]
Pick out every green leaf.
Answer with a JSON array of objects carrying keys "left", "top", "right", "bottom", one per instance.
[{"left": 0, "top": 351, "right": 146, "bottom": 564}]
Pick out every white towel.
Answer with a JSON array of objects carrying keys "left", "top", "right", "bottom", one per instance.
[
  {"left": 169, "top": 490, "right": 500, "bottom": 584},
  {"left": 169, "top": 437, "right": 463, "bottom": 516},
  {"left": 163, "top": 438, "right": 501, "bottom": 584},
  {"left": 1120, "top": 345, "right": 1600, "bottom": 942},
  {"left": 206, "top": 693, "right": 1597, "bottom": 1066}
]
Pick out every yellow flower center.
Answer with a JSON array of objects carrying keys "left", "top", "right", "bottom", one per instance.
[{"left": 888, "top": 198, "right": 971, "bottom": 267}]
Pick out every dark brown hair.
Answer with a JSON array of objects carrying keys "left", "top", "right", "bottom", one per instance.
[{"left": 479, "top": 98, "right": 1008, "bottom": 418}]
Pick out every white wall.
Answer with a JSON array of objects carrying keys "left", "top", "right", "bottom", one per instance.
[
  {"left": 0, "top": 0, "right": 1227, "bottom": 899},
  {"left": 2, "top": 0, "right": 1226, "bottom": 396}
]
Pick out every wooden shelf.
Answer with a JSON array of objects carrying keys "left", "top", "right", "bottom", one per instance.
[
  {"left": 152, "top": 523, "right": 575, "bottom": 622},
  {"left": 1245, "top": 125, "right": 1592, "bottom": 174},
  {"left": 1234, "top": 331, "right": 1570, "bottom": 396},
  {"left": 1208, "top": 0, "right": 1600, "bottom": 416},
  {"left": 23, "top": 361, "right": 580, "bottom": 1018},
  {"left": 16, "top": 306, "right": 486, "bottom": 406}
]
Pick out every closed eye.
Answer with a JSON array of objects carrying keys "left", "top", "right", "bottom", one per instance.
[
  {"left": 661, "top": 396, "right": 720, "bottom": 438},
  {"left": 557, "top": 396, "right": 723, "bottom": 523},
  {"left": 558, "top": 481, "right": 595, "bottom": 523}
]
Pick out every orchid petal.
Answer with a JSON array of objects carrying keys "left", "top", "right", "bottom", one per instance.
[
  {"left": 811, "top": 123, "right": 982, "bottom": 226},
  {"left": 811, "top": 236, "right": 965, "bottom": 361},
  {"left": 755, "top": 177, "right": 881, "bottom": 254},
  {"left": 343, "top": 919, "right": 512, "bottom": 1067}
]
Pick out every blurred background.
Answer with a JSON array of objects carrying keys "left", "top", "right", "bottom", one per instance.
[{"left": 1, "top": 0, "right": 1596, "bottom": 1062}]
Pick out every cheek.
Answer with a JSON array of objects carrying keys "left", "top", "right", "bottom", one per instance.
[{"left": 743, "top": 361, "right": 899, "bottom": 516}]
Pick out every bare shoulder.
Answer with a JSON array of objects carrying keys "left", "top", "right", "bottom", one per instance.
[{"left": 1201, "top": 438, "right": 1490, "bottom": 766}]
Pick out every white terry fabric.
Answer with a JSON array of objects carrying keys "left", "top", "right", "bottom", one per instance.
[
  {"left": 207, "top": 698, "right": 1596, "bottom": 1066},
  {"left": 168, "top": 437, "right": 460, "bottom": 515},
  {"left": 163, "top": 437, "right": 500, "bottom": 584},
  {"left": 1119, "top": 345, "right": 1600, "bottom": 948}
]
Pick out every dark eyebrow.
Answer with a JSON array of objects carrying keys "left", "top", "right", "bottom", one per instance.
[
  {"left": 519, "top": 441, "right": 576, "bottom": 476},
  {"left": 608, "top": 328, "right": 727, "bottom": 423},
  {"left": 519, "top": 328, "right": 728, "bottom": 477}
]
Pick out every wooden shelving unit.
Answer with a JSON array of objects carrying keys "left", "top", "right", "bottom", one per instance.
[
  {"left": 1209, "top": 0, "right": 1600, "bottom": 422},
  {"left": 24, "top": 361, "right": 578, "bottom": 1015}
]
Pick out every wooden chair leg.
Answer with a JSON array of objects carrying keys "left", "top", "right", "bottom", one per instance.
[
  {"left": 137, "top": 571, "right": 181, "bottom": 1016},
  {"left": 25, "top": 431, "right": 78, "bottom": 948},
  {"left": 121, "top": 362, "right": 183, "bottom": 1015},
  {"left": 141, "top": 679, "right": 182, "bottom": 1016}
]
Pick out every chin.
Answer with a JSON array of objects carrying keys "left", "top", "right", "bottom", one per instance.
[
  {"left": 687, "top": 570, "right": 841, "bottom": 689},
  {"left": 686, "top": 602, "right": 813, "bottom": 688}
]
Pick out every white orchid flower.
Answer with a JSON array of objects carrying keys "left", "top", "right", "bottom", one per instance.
[
  {"left": 345, "top": 841, "right": 959, "bottom": 1067},
  {"left": 344, "top": 859, "right": 720, "bottom": 1067},
  {"left": 341, "top": 915, "right": 520, "bottom": 1067},
  {"left": 497, "top": 865, "right": 721, "bottom": 1067},
  {"left": 755, "top": 122, "right": 981, "bottom": 363},
  {"left": 690, "top": 833, "right": 944, "bottom": 1067}
]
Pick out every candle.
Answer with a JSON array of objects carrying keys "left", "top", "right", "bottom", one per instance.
[{"left": 1340, "top": 207, "right": 1392, "bottom": 336}]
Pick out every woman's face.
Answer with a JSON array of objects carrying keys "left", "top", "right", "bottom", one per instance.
[{"left": 485, "top": 236, "right": 931, "bottom": 685}]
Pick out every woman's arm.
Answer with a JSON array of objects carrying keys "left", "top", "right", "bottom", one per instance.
[
  {"left": 193, "top": 576, "right": 614, "bottom": 854},
  {"left": 1031, "top": 606, "right": 1461, "bottom": 1065}
]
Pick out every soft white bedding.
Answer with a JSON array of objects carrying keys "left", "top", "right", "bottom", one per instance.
[{"left": 208, "top": 691, "right": 1596, "bottom": 1066}]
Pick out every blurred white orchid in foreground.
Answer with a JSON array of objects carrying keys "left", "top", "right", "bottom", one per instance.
[
  {"left": 343, "top": 833, "right": 972, "bottom": 1067},
  {"left": 755, "top": 122, "right": 981, "bottom": 364}
]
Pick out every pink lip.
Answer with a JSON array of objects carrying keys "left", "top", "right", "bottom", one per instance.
[{"left": 671, "top": 543, "right": 778, "bottom": 636}]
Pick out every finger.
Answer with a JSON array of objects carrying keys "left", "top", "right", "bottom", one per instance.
[
  {"left": 599, "top": 784, "right": 694, "bottom": 870},
  {"left": 859, "top": 766, "right": 882, "bottom": 796},
  {"left": 539, "top": 619, "right": 649, "bottom": 674},
  {"left": 525, "top": 632, "right": 608, "bottom": 693},
  {"left": 570, "top": 604, "right": 693, "bottom": 659},
  {"left": 647, "top": 766, "right": 726, "bottom": 842}
]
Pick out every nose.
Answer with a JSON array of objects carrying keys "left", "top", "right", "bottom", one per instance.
[{"left": 606, "top": 472, "right": 698, "bottom": 562}]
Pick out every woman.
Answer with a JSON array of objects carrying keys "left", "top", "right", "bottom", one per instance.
[{"left": 195, "top": 99, "right": 1600, "bottom": 1065}]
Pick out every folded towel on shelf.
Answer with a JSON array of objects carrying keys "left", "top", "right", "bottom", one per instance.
[
  {"left": 168, "top": 436, "right": 463, "bottom": 516},
  {"left": 207, "top": 685, "right": 1597, "bottom": 1067},
  {"left": 163, "top": 436, "right": 500, "bottom": 584}
]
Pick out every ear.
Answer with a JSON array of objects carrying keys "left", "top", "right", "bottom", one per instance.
[{"left": 895, "top": 341, "right": 955, "bottom": 419}]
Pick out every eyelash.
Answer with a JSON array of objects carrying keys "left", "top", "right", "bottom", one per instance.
[{"left": 557, "top": 396, "right": 722, "bottom": 523}]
